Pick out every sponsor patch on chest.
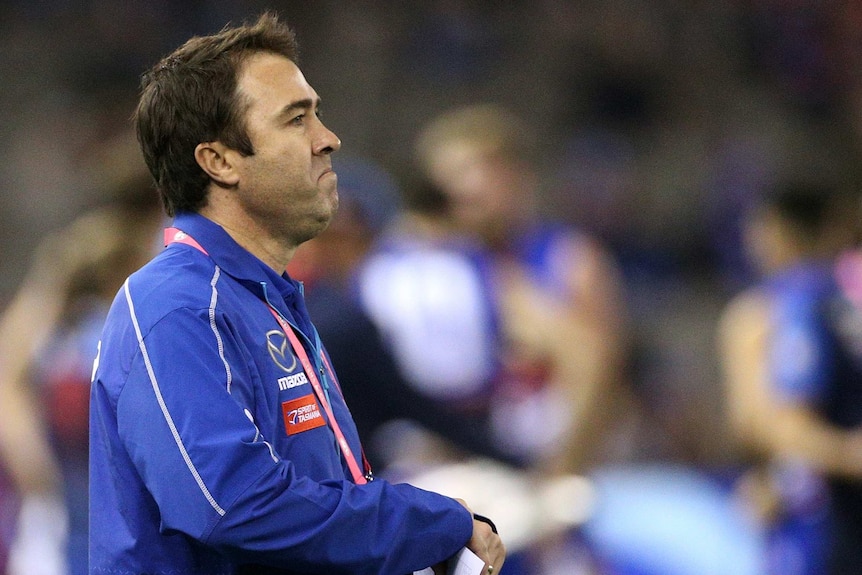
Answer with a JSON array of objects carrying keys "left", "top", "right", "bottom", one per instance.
[{"left": 282, "top": 394, "right": 326, "bottom": 435}]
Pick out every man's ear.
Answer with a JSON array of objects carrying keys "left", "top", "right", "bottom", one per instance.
[{"left": 194, "top": 142, "right": 240, "bottom": 187}]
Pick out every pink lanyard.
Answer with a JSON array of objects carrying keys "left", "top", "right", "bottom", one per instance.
[
  {"left": 266, "top": 308, "right": 368, "bottom": 484},
  {"left": 164, "top": 227, "right": 370, "bottom": 484}
]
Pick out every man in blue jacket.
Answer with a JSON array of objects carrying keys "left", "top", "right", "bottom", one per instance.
[{"left": 88, "top": 12, "right": 505, "bottom": 575}]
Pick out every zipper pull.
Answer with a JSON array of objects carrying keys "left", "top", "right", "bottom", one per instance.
[{"left": 319, "top": 365, "right": 329, "bottom": 390}]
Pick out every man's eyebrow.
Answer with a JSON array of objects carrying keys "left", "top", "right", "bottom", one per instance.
[{"left": 277, "top": 97, "right": 320, "bottom": 120}]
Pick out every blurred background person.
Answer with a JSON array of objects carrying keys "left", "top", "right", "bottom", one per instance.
[
  {"left": 0, "top": 141, "right": 163, "bottom": 575},
  {"left": 378, "top": 103, "right": 635, "bottom": 478},
  {"left": 718, "top": 178, "right": 862, "bottom": 575}
]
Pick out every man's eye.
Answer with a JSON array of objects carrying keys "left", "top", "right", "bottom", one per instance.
[
  {"left": 291, "top": 114, "right": 305, "bottom": 125},
  {"left": 315, "top": 109, "right": 323, "bottom": 119}
]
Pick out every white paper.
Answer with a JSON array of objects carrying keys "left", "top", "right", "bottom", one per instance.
[
  {"left": 448, "top": 547, "right": 486, "bottom": 575},
  {"left": 413, "top": 546, "right": 487, "bottom": 575}
]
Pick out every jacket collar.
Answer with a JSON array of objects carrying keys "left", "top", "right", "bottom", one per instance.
[{"left": 170, "top": 212, "right": 300, "bottom": 311}]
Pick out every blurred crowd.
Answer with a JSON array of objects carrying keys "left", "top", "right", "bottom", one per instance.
[{"left": 3, "top": 1, "right": 862, "bottom": 574}]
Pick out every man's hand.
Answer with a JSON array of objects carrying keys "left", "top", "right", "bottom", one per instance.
[{"left": 455, "top": 499, "right": 505, "bottom": 574}]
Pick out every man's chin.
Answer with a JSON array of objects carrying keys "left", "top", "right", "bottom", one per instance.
[{"left": 311, "top": 206, "right": 338, "bottom": 237}]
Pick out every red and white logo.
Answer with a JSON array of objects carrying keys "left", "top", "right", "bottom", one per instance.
[{"left": 282, "top": 394, "right": 326, "bottom": 435}]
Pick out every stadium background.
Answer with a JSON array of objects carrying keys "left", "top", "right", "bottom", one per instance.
[{"left": 1, "top": 2, "right": 861, "bottom": 572}]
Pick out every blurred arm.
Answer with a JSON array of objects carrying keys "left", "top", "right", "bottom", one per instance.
[
  {"left": 498, "top": 236, "right": 629, "bottom": 475},
  {"left": 0, "top": 231, "right": 69, "bottom": 497},
  {"left": 718, "top": 288, "right": 862, "bottom": 478}
]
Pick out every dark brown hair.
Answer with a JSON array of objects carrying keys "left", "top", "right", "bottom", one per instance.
[{"left": 134, "top": 12, "right": 299, "bottom": 216}]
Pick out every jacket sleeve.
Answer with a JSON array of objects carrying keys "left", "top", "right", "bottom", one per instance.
[{"left": 116, "top": 305, "right": 473, "bottom": 574}]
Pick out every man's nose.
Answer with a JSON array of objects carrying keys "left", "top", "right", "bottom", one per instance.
[{"left": 315, "top": 123, "right": 341, "bottom": 155}]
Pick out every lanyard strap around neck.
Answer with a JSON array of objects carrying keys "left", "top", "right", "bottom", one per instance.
[
  {"left": 165, "top": 228, "right": 207, "bottom": 254},
  {"left": 164, "top": 227, "right": 370, "bottom": 484},
  {"left": 267, "top": 307, "right": 367, "bottom": 484}
]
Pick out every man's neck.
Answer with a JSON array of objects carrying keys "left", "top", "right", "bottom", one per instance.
[{"left": 198, "top": 205, "right": 296, "bottom": 273}]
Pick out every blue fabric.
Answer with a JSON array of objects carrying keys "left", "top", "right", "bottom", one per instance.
[
  {"left": 766, "top": 261, "right": 862, "bottom": 428},
  {"left": 767, "top": 263, "right": 835, "bottom": 404},
  {"left": 762, "top": 260, "right": 862, "bottom": 574},
  {"left": 89, "top": 212, "right": 472, "bottom": 574}
]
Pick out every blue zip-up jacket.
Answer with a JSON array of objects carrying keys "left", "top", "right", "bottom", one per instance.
[{"left": 89, "top": 212, "right": 472, "bottom": 574}]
